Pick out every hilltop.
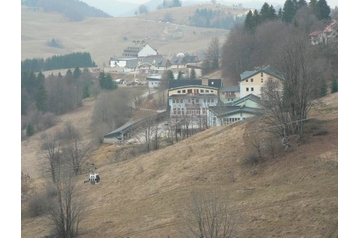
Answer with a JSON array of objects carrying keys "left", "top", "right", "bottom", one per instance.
[
  {"left": 21, "top": 92, "right": 338, "bottom": 237},
  {"left": 21, "top": 4, "right": 245, "bottom": 67}
]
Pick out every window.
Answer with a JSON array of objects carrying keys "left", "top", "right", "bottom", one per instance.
[
  {"left": 251, "top": 87, "right": 254, "bottom": 91},
  {"left": 251, "top": 78, "right": 253, "bottom": 82},
  {"left": 246, "top": 79, "right": 248, "bottom": 82},
  {"left": 261, "top": 72, "right": 263, "bottom": 77},
  {"left": 201, "top": 89, "right": 204, "bottom": 93},
  {"left": 261, "top": 78, "right": 263, "bottom": 83},
  {"left": 246, "top": 87, "right": 249, "bottom": 92},
  {"left": 180, "top": 99, "right": 183, "bottom": 103},
  {"left": 205, "top": 90, "right": 209, "bottom": 93},
  {"left": 183, "top": 90, "right": 186, "bottom": 93},
  {"left": 177, "top": 90, "right": 180, "bottom": 93},
  {"left": 268, "top": 78, "right": 273, "bottom": 83},
  {"left": 188, "top": 89, "right": 192, "bottom": 93}
]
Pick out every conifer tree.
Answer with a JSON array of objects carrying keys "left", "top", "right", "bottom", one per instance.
[
  {"left": 282, "top": 0, "right": 296, "bottom": 23},
  {"left": 244, "top": 10, "right": 255, "bottom": 32},
  {"left": 331, "top": 77, "right": 338, "bottom": 93},
  {"left": 317, "top": 0, "right": 331, "bottom": 20},
  {"left": 35, "top": 83, "right": 48, "bottom": 113},
  {"left": 319, "top": 79, "right": 328, "bottom": 97},
  {"left": 26, "top": 122, "right": 34, "bottom": 136},
  {"left": 73, "top": 66, "right": 82, "bottom": 79},
  {"left": 190, "top": 68, "right": 197, "bottom": 79}
]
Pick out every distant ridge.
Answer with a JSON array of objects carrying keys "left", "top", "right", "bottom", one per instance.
[{"left": 21, "top": 0, "right": 112, "bottom": 21}]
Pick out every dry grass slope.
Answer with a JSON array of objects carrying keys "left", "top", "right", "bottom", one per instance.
[
  {"left": 21, "top": 4, "right": 237, "bottom": 67},
  {"left": 21, "top": 93, "right": 338, "bottom": 238}
]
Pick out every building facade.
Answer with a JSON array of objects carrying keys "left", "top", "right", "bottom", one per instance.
[{"left": 168, "top": 85, "right": 219, "bottom": 132}]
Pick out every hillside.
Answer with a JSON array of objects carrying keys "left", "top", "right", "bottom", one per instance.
[
  {"left": 21, "top": 4, "right": 236, "bottom": 68},
  {"left": 21, "top": 92, "right": 338, "bottom": 237}
]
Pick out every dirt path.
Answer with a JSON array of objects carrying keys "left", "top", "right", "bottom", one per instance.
[{"left": 21, "top": 98, "right": 96, "bottom": 181}]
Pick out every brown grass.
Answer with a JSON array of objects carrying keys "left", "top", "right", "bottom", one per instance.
[
  {"left": 21, "top": 4, "right": 237, "bottom": 68},
  {"left": 21, "top": 92, "right": 338, "bottom": 238}
]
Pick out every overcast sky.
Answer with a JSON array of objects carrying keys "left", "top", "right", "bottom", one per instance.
[{"left": 123, "top": 0, "right": 338, "bottom": 8}]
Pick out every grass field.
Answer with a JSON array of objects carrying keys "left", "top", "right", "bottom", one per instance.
[
  {"left": 21, "top": 92, "right": 338, "bottom": 237},
  {"left": 21, "top": 4, "right": 244, "bottom": 68}
]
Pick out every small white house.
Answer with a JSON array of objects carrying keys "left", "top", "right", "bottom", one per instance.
[{"left": 146, "top": 75, "right": 162, "bottom": 88}]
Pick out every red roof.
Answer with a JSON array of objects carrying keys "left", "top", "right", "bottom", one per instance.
[{"left": 309, "top": 30, "right": 322, "bottom": 36}]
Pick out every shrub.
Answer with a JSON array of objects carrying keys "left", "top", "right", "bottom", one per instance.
[
  {"left": 243, "top": 154, "right": 261, "bottom": 167},
  {"left": 41, "top": 112, "right": 58, "bottom": 130},
  {"left": 27, "top": 192, "right": 50, "bottom": 217}
]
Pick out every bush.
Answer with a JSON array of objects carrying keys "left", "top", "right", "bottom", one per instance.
[
  {"left": 243, "top": 154, "right": 261, "bottom": 167},
  {"left": 41, "top": 112, "right": 58, "bottom": 130},
  {"left": 27, "top": 192, "right": 50, "bottom": 217}
]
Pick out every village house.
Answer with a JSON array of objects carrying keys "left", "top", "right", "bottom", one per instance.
[
  {"left": 208, "top": 94, "right": 262, "bottom": 126},
  {"left": 239, "top": 65, "right": 285, "bottom": 99},
  {"left": 208, "top": 65, "right": 284, "bottom": 127},
  {"left": 167, "top": 81, "right": 220, "bottom": 134},
  {"left": 309, "top": 20, "right": 338, "bottom": 45}
]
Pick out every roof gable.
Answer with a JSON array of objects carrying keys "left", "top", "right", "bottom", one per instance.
[{"left": 240, "top": 65, "right": 285, "bottom": 81}]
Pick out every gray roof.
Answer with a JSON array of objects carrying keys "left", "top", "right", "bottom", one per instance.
[
  {"left": 125, "top": 59, "right": 139, "bottom": 68},
  {"left": 209, "top": 105, "right": 261, "bottom": 117},
  {"left": 169, "top": 79, "right": 202, "bottom": 89},
  {"left": 231, "top": 93, "right": 261, "bottom": 106},
  {"left": 220, "top": 86, "right": 240, "bottom": 92},
  {"left": 240, "top": 65, "right": 285, "bottom": 81}
]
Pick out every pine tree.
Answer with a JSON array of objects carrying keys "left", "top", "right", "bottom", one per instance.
[
  {"left": 260, "top": 2, "right": 271, "bottom": 22},
  {"left": 73, "top": 66, "right": 82, "bottom": 79},
  {"left": 297, "top": 0, "right": 308, "bottom": 8},
  {"left": 320, "top": 79, "right": 328, "bottom": 97},
  {"left": 317, "top": 0, "right": 331, "bottom": 20},
  {"left": 331, "top": 77, "right": 338, "bottom": 93},
  {"left": 244, "top": 10, "right": 255, "bottom": 32},
  {"left": 177, "top": 71, "right": 184, "bottom": 80},
  {"left": 35, "top": 83, "right": 48, "bottom": 112},
  {"left": 167, "top": 70, "right": 174, "bottom": 80},
  {"left": 26, "top": 122, "right": 34, "bottom": 136},
  {"left": 190, "top": 68, "right": 197, "bottom": 79},
  {"left": 282, "top": 0, "right": 296, "bottom": 23}
]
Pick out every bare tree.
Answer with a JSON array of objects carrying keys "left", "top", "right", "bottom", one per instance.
[
  {"left": 205, "top": 36, "right": 221, "bottom": 72},
  {"left": 91, "top": 89, "right": 134, "bottom": 136},
  {"left": 48, "top": 177, "right": 85, "bottom": 238},
  {"left": 41, "top": 132, "right": 62, "bottom": 183},
  {"left": 270, "top": 29, "right": 323, "bottom": 137},
  {"left": 180, "top": 189, "right": 239, "bottom": 238},
  {"left": 59, "top": 122, "right": 91, "bottom": 175}
]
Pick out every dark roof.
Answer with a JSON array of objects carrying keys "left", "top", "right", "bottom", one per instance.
[
  {"left": 170, "top": 56, "right": 187, "bottom": 65},
  {"left": 240, "top": 65, "right": 285, "bottom": 81},
  {"left": 169, "top": 79, "right": 202, "bottom": 89},
  {"left": 207, "top": 79, "right": 222, "bottom": 89},
  {"left": 104, "top": 119, "right": 141, "bottom": 138}
]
